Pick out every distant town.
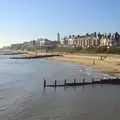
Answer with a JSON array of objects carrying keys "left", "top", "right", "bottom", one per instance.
[{"left": 2, "top": 32, "right": 120, "bottom": 51}]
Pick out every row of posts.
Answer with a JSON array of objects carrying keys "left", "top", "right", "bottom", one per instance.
[
  {"left": 43, "top": 77, "right": 119, "bottom": 87},
  {"left": 44, "top": 78, "right": 96, "bottom": 87}
]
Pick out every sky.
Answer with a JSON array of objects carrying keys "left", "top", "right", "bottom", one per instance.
[{"left": 0, "top": 0, "right": 120, "bottom": 47}]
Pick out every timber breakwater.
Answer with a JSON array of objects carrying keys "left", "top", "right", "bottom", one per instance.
[
  {"left": 9, "top": 54, "right": 63, "bottom": 59},
  {"left": 44, "top": 78, "right": 120, "bottom": 87}
]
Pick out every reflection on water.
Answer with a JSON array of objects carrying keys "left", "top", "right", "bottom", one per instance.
[{"left": 0, "top": 55, "right": 119, "bottom": 120}]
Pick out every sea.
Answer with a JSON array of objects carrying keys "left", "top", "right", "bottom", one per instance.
[{"left": 0, "top": 55, "right": 120, "bottom": 120}]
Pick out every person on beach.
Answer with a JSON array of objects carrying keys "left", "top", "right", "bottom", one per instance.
[{"left": 93, "top": 60, "right": 95, "bottom": 65}]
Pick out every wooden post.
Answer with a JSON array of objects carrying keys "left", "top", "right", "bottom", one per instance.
[
  {"left": 55, "top": 80, "right": 57, "bottom": 86},
  {"left": 74, "top": 78, "right": 76, "bottom": 84},
  {"left": 83, "top": 79, "right": 85, "bottom": 84},
  {"left": 64, "top": 80, "right": 66, "bottom": 85},
  {"left": 44, "top": 78, "right": 46, "bottom": 87},
  {"left": 92, "top": 78, "right": 94, "bottom": 83}
]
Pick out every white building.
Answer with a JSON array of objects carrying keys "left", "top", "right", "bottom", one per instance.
[
  {"left": 68, "top": 38, "right": 74, "bottom": 46},
  {"left": 37, "top": 39, "right": 51, "bottom": 46},
  {"left": 100, "top": 38, "right": 112, "bottom": 46},
  {"left": 61, "top": 38, "right": 64, "bottom": 45}
]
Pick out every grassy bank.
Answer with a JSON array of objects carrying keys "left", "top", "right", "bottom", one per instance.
[{"left": 48, "top": 46, "right": 120, "bottom": 54}]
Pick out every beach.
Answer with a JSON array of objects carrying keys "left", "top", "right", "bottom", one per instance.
[
  {"left": 2, "top": 50, "right": 120, "bottom": 77},
  {"left": 51, "top": 53, "right": 120, "bottom": 77},
  {"left": 22, "top": 51, "right": 120, "bottom": 77}
]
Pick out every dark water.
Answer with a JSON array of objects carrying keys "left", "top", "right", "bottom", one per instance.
[{"left": 0, "top": 55, "right": 120, "bottom": 120}]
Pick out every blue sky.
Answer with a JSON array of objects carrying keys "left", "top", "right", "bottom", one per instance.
[{"left": 0, "top": 0, "right": 120, "bottom": 47}]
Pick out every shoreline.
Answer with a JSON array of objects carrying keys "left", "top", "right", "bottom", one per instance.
[
  {"left": 21, "top": 51, "right": 120, "bottom": 77},
  {"left": 2, "top": 50, "right": 120, "bottom": 77},
  {"left": 50, "top": 54, "right": 120, "bottom": 77}
]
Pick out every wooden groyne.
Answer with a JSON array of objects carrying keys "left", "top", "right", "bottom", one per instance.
[
  {"left": 43, "top": 78, "right": 120, "bottom": 87},
  {"left": 9, "top": 54, "right": 62, "bottom": 59}
]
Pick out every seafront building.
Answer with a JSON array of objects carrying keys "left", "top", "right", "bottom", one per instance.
[
  {"left": 9, "top": 32, "right": 120, "bottom": 51},
  {"left": 61, "top": 33, "right": 118, "bottom": 48}
]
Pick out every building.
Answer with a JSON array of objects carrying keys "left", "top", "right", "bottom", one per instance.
[
  {"left": 36, "top": 38, "right": 58, "bottom": 49},
  {"left": 67, "top": 35, "right": 75, "bottom": 46},
  {"left": 61, "top": 38, "right": 64, "bottom": 45},
  {"left": 57, "top": 33, "right": 60, "bottom": 42},
  {"left": 111, "top": 33, "right": 120, "bottom": 46},
  {"left": 100, "top": 38, "right": 111, "bottom": 46},
  {"left": 73, "top": 35, "right": 95, "bottom": 47},
  {"left": 37, "top": 39, "right": 51, "bottom": 47},
  {"left": 99, "top": 35, "right": 112, "bottom": 47},
  {"left": 66, "top": 34, "right": 112, "bottom": 48}
]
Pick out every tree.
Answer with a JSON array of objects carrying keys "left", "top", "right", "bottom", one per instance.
[
  {"left": 86, "top": 33, "right": 89, "bottom": 36},
  {"left": 95, "top": 46, "right": 107, "bottom": 53},
  {"left": 10, "top": 43, "right": 23, "bottom": 50},
  {"left": 106, "top": 46, "right": 120, "bottom": 54}
]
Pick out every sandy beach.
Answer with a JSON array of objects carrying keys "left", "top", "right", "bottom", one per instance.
[
  {"left": 51, "top": 53, "right": 120, "bottom": 77},
  {"left": 18, "top": 51, "right": 120, "bottom": 77}
]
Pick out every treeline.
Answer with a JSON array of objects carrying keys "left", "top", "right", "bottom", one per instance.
[
  {"left": 49, "top": 46, "right": 120, "bottom": 54},
  {"left": 10, "top": 44, "right": 56, "bottom": 51},
  {"left": 10, "top": 44, "right": 42, "bottom": 51}
]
